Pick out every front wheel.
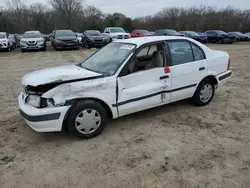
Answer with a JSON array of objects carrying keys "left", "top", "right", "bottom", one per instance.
[
  {"left": 67, "top": 100, "right": 107, "bottom": 139},
  {"left": 192, "top": 79, "right": 215, "bottom": 106}
]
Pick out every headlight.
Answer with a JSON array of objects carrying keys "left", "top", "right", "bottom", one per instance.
[
  {"left": 20, "top": 40, "right": 26, "bottom": 44},
  {"left": 89, "top": 38, "right": 94, "bottom": 42},
  {"left": 37, "top": 40, "right": 44, "bottom": 43},
  {"left": 112, "top": 36, "right": 117, "bottom": 39},
  {"left": 26, "top": 95, "right": 41, "bottom": 108}
]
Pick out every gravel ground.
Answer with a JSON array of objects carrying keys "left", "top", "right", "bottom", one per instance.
[{"left": 0, "top": 43, "right": 250, "bottom": 188}]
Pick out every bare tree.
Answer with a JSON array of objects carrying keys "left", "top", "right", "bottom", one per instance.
[{"left": 49, "top": 0, "right": 84, "bottom": 29}]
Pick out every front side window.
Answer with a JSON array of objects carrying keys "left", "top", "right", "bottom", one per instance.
[
  {"left": 191, "top": 43, "right": 205, "bottom": 61},
  {"left": 168, "top": 41, "right": 193, "bottom": 65},
  {"left": 80, "top": 42, "right": 136, "bottom": 76},
  {"left": 126, "top": 43, "right": 165, "bottom": 74}
]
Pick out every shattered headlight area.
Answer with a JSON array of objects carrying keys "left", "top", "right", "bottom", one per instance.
[{"left": 24, "top": 85, "right": 56, "bottom": 108}]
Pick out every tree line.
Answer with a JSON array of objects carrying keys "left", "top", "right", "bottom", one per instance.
[{"left": 0, "top": 0, "right": 250, "bottom": 34}]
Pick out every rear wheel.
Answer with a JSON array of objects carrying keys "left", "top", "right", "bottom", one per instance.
[
  {"left": 67, "top": 100, "right": 107, "bottom": 139},
  {"left": 192, "top": 79, "right": 215, "bottom": 106}
]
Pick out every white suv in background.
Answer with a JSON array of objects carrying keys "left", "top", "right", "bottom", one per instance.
[
  {"left": 20, "top": 31, "right": 46, "bottom": 52},
  {"left": 0, "top": 32, "right": 14, "bottom": 52},
  {"left": 103, "top": 27, "right": 130, "bottom": 42}
]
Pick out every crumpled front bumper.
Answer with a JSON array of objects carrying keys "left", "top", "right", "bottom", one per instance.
[{"left": 18, "top": 92, "right": 70, "bottom": 132}]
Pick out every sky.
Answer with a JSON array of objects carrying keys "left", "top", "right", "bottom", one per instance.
[{"left": 0, "top": 0, "right": 250, "bottom": 17}]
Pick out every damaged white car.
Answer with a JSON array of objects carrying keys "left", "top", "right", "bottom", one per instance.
[{"left": 19, "top": 36, "right": 232, "bottom": 138}]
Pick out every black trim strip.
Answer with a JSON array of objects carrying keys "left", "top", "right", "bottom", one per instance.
[
  {"left": 171, "top": 84, "right": 197, "bottom": 92},
  {"left": 219, "top": 72, "right": 232, "bottom": 81},
  {"left": 112, "top": 83, "right": 197, "bottom": 107},
  {"left": 20, "top": 110, "right": 61, "bottom": 122},
  {"left": 160, "top": 75, "right": 169, "bottom": 80}
]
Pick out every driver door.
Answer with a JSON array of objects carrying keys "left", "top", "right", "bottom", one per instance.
[{"left": 116, "top": 42, "right": 171, "bottom": 117}]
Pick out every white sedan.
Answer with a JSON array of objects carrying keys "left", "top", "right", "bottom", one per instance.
[{"left": 18, "top": 36, "right": 232, "bottom": 138}]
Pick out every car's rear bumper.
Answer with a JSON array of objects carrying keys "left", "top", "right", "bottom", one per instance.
[
  {"left": 18, "top": 92, "right": 70, "bottom": 132},
  {"left": 216, "top": 70, "right": 232, "bottom": 86}
]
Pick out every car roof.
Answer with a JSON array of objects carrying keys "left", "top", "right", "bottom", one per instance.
[
  {"left": 24, "top": 31, "right": 40, "bottom": 34},
  {"left": 0, "top": 32, "right": 7, "bottom": 34},
  {"left": 114, "top": 36, "right": 188, "bottom": 46}
]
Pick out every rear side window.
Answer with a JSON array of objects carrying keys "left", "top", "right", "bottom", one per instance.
[
  {"left": 191, "top": 43, "right": 205, "bottom": 61},
  {"left": 167, "top": 41, "right": 194, "bottom": 65}
]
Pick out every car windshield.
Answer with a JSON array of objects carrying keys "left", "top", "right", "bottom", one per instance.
[
  {"left": 80, "top": 42, "right": 136, "bottom": 76},
  {"left": 0, "top": 34, "right": 6, "bottom": 39},
  {"left": 216, "top": 31, "right": 227, "bottom": 34},
  {"left": 110, "top": 28, "right": 126, "bottom": 33},
  {"left": 187, "top": 31, "right": 199, "bottom": 36},
  {"left": 86, "top": 31, "right": 102, "bottom": 36},
  {"left": 56, "top": 30, "right": 74, "bottom": 37},
  {"left": 23, "top": 32, "right": 41, "bottom": 38},
  {"left": 166, "top": 29, "right": 179, "bottom": 35},
  {"left": 134, "top": 30, "right": 148, "bottom": 34},
  {"left": 233, "top": 32, "right": 242, "bottom": 35}
]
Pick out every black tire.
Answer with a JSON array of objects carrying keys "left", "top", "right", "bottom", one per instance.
[
  {"left": 85, "top": 41, "right": 91, "bottom": 49},
  {"left": 67, "top": 100, "right": 107, "bottom": 139},
  {"left": 192, "top": 79, "right": 215, "bottom": 106},
  {"left": 21, "top": 49, "right": 25, "bottom": 53},
  {"left": 7, "top": 44, "right": 11, "bottom": 52},
  {"left": 219, "top": 38, "right": 224, "bottom": 44}
]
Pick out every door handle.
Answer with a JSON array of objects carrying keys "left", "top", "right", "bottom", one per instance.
[
  {"left": 160, "top": 75, "right": 169, "bottom": 80},
  {"left": 199, "top": 67, "right": 205, "bottom": 71}
]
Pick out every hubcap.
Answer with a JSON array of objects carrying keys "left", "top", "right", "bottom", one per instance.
[
  {"left": 199, "top": 84, "right": 213, "bottom": 103},
  {"left": 75, "top": 109, "right": 101, "bottom": 134}
]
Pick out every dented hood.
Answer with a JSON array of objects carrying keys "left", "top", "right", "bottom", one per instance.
[{"left": 22, "top": 64, "right": 102, "bottom": 87}]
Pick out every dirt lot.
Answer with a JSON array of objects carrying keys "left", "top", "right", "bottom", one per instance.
[{"left": 0, "top": 43, "right": 250, "bottom": 188}]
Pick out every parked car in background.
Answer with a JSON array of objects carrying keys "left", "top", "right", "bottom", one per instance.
[
  {"left": 19, "top": 36, "right": 232, "bottom": 139},
  {"left": 179, "top": 31, "right": 207, "bottom": 43},
  {"left": 75, "top": 33, "right": 83, "bottom": 46},
  {"left": 205, "top": 30, "right": 235, "bottom": 44},
  {"left": 0, "top": 32, "right": 14, "bottom": 52},
  {"left": 9, "top": 34, "right": 17, "bottom": 49},
  {"left": 82, "top": 30, "right": 109, "bottom": 48},
  {"left": 245, "top": 32, "right": 250, "bottom": 36},
  {"left": 130, "top": 30, "right": 151, "bottom": 38},
  {"left": 43, "top": 34, "right": 51, "bottom": 42},
  {"left": 51, "top": 30, "right": 79, "bottom": 51},
  {"left": 15, "top": 34, "right": 23, "bottom": 48},
  {"left": 148, "top": 31, "right": 155, "bottom": 35},
  {"left": 153, "top": 29, "right": 182, "bottom": 36},
  {"left": 20, "top": 31, "right": 46, "bottom": 52},
  {"left": 103, "top": 27, "right": 130, "bottom": 42},
  {"left": 228, "top": 32, "right": 249, "bottom": 41}
]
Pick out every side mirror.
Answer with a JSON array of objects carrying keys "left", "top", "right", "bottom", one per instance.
[{"left": 105, "top": 31, "right": 110, "bottom": 34}]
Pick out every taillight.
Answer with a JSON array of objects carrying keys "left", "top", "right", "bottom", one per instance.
[{"left": 227, "top": 59, "right": 231, "bottom": 70}]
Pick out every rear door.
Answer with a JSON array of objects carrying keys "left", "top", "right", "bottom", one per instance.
[
  {"left": 116, "top": 42, "right": 171, "bottom": 116},
  {"left": 166, "top": 40, "right": 207, "bottom": 102}
]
